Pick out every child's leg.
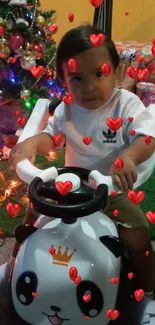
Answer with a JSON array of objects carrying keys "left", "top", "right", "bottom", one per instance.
[
  {"left": 11, "top": 205, "right": 39, "bottom": 259},
  {"left": 104, "top": 192, "right": 154, "bottom": 294}
]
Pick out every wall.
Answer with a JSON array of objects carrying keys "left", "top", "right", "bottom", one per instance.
[
  {"left": 112, "top": 0, "right": 155, "bottom": 42},
  {"left": 40, "top": 0, "right": 94, "bottom": 45},
  {"left": 40, "top": 0, "right": 155, "bottom": 43}
]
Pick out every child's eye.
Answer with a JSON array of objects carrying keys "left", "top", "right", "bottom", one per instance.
[
  {"left": 71, "top": 76, "right": 82, "bottom": 82},
  {"left": 96, "top": 71, "right": 103, "bottom": 78}
]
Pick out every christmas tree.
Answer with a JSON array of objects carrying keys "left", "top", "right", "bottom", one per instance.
[{"left": 0, "top": 0, "right": 64, "bottom": 119}]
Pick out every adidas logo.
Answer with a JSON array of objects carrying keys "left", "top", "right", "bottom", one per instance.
[{"left": 102, "top": 129, "right": 117, "bottom": 143}]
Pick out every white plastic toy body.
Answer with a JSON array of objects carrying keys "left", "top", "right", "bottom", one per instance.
[
  {"left": 11, "top": 99, "right": 155, "bottom": 325},
  {"left": 12, "top": 211, "right": 120, "bottom": 325}
]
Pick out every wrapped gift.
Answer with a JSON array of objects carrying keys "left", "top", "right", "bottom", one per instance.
[
  {"left": 115, "top": 41, "right": 155, "bottom": 90},
  {"left": 136, "top": 82, "right": 155, "bottom": 107}
]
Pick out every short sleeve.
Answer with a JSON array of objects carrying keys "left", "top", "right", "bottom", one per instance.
[
  {"left": 122, "top": 96, "right": 155, "bottom": 144},
  {"left": 41, "top": 101, "right": 66, "bottom": 149}
]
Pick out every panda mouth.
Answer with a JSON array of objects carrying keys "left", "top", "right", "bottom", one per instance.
[{"left": 42, "top": 312, "right": 69, "bottom": 324}]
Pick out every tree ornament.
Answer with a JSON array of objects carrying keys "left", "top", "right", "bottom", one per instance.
[
  {"left": 20, "top": 54, "right": 36, "bottom": 70},
  {"left": 5, "top": 19, "right": 14, "bottom": 30},
  {"left": 0, "top": 26, "right": 5, "bottom": 37},
  {"left": 0, "top": 44, "right": 11, "bottom": 59},
  {"left": 46, "top": 35, "right": 51, "bottom": 41},
  {"left": 20, "top": 89, "right": 31, "bottom": 100},
  {"left": 35, "top": 15, "right": 46, "bottom": 26},
  {"left": 0, "top": 37, "right": 7, "bottom": 44},
  {"left": 7, "top": 32, "right": 24, "bottom": 51},
  {"left": 0, "top": 17, "right": 5, "bottom": 26},
  {"left": 44, "top": 68, "right": 54, "bottom": 80},
  {"left": 26, "top": 42, "right": 33, "bottom": 50},
  {"left": 8, "top": 0, "right": 29, "bottom": 29},
  {"left": 32, "top": 42, "right": 45, "bottom": 54}
]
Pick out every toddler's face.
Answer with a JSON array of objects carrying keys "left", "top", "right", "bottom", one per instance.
[{"left": 62, "top": 47, "right": 117, "bottom": 110}]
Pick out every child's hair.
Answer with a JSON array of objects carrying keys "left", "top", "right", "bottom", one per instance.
[{"left": 56, "top": 24, "right": 120, "bottom": 81}]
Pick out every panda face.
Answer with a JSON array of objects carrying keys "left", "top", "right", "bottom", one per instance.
[
  {"left": 16, "top": 271, "right": 38, "bottom": 306},
  {"left": 14, "top": 271, "right": 104, "bottom": 325},
  {"left": 76, "top": 280, "right": 104, "bottom": 317},
  {"left": 12, "top": 214, "right": 120, "bottom": 325}
]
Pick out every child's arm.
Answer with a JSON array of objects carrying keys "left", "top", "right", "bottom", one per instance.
[
  {"left": 110, "top": 136, "right": 155, "bottom": 191},
  {"left": 9, "top": 132, "right": 56, "bottom": 168},
  {"left": 119, "top": 136, "right": 155, "bottom": 166},
  {"left": 110, "top": 94, "right": 155, "bottom": 191}
]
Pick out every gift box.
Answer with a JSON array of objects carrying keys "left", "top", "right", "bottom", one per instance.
[
  {"left": 115, "top": 41, "right": 155, "bottom": 91},
  {"left": 136, "top": 82, "right": 155, "bottom": 107}
]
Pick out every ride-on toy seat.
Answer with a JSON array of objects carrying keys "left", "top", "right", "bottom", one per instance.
[{"left": 11, "top": 99, "right": 155, "bottom": 325}]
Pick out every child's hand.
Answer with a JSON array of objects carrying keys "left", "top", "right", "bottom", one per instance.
[
  {"left": 110, "top": 155, "right": 137, "bottom": 192},
  {"left": 9, "top": 141, "right": 37, "bottom": 169}
]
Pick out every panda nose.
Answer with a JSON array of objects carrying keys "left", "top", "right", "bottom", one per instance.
[{"left": 50, "top": 306, "right": 61, "bottom": 312}]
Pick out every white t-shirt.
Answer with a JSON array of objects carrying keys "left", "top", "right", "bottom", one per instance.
[{"left": 42, "top": 88, "right": 155, "bottom": 175}]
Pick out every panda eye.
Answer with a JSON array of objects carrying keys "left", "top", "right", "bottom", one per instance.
[
  {"left": 76, "top": 280, "right": 104, "bottom": 317},
  {"left": 16, "top": 271, "right": 38, "bottom": 305}
]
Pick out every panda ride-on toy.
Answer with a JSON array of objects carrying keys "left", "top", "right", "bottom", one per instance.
[{"left": 11, "top": 99, "right": 155, "bottom": 325}]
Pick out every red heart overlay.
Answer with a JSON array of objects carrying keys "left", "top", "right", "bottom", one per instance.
[
  {"left": 17, "top": 117, "right": 27, "bottom": 127},
  {"left": 113, "top": 209, "right": 119, "bottom": 217},
  {"left": 114, "top": 158, "right": 124, "bottom": 171},
  {"left": 15, "top": 110, "right": 21, "bottom": 117},
  {"left": 106, "top": 117, "right": 123, "bottom": 131},
  {"left": 101, "top": 63, "right": 111, "bottom": 77},
  {"left": 126, "top": 66, "right": 139, "bottom": 79},
  {"left": 30, "top": 66, "right": 44, "bottom": 78},
  {"left": 111, "top": 277, "right": 119, "bottom": 284},
  {"left": 55, "top": 181, "right": 73, "bottom": 196},
  {"left": 6, "top": 203, "right": 21, "bottom": 218},
  {"left": 152, "top": 45, "right": 155, "bottom": 57},
  {"left": 106, "top": 309, "right": 119, "bottom": 321},
  {"left": 69, "top": 267, "right": 78, "bottom": 281},
  {"left": 146, "top": 211, "right": 155, "bottom": 224},
  {"left": 144, "top": 135, "right": 151, "bottom": 145},
  {"left": 68, "top": 58, "right": 78, "bottom": 72},
  {"left": 53, "top": 134, "right": 63, "bottom": 146},
  {"left": 89, "top": 0, "right": 104, "bottom": 8},
  {"left": 111, "top": 190, "right": 117, "bottom": 197},
  {"left": 0, "top": 25, "right": 5, "bottom": 37},
  {"left": 128, "top": 116, "right": 134, "bottom": 122},
  {"left": 89, "top": 33, "right": 105, "bottom": 47},
  {"left": 134, "top": 289, "right": 144, "bottom": 301},
  {"left": 62, "top": 93, "right": 73, "bottom": 105},
  {"left": 128, "top": 272, "right": 134, "bottom": 279},
  {"left": 129, "top": 129, "right": 136, "bottom": 136},
  {"left": 48, "top": 247, "right": 56, "bottom": 255},
  {"left": 9, "top": 57, "right": 17, "bottom": 64},
  {"left": 137, "top": 68, "right": 149, "bottom": 82},
  {"left": 74, "top": 276, "right": 81, "bottom": 285},
  {"left": 32, "top": 292, "right": 38, "bottom": 297},
  {"left": 82, "top": 136, "right": 92, "bottom": 145},
  {"left": 83, "top": 294, "right": 91, "bottom": 302},
  {"left": 68, "top": 13, "right": 74, "bottom": 22},
  {"left": 48, "top": 24, "right": 58, "bottom": 33},
  {"left": 128, "top": 190, "right": 145, "bottom": 205}
]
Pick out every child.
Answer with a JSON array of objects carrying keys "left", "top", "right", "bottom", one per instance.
[{"left": 1, "top": 23, "right": 155, "bottom": 323}]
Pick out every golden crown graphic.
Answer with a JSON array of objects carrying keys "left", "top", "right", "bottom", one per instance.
[{"left": 50, "top": 245, "right": 77, "bottom": 267}]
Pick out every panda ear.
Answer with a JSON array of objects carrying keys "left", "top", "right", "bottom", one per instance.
[
  {"left": 14, "top": 224, "right": 38, "bottom": 244},
  {"left": 99, "top": 235, "right": 124, "bottom": 258}
]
